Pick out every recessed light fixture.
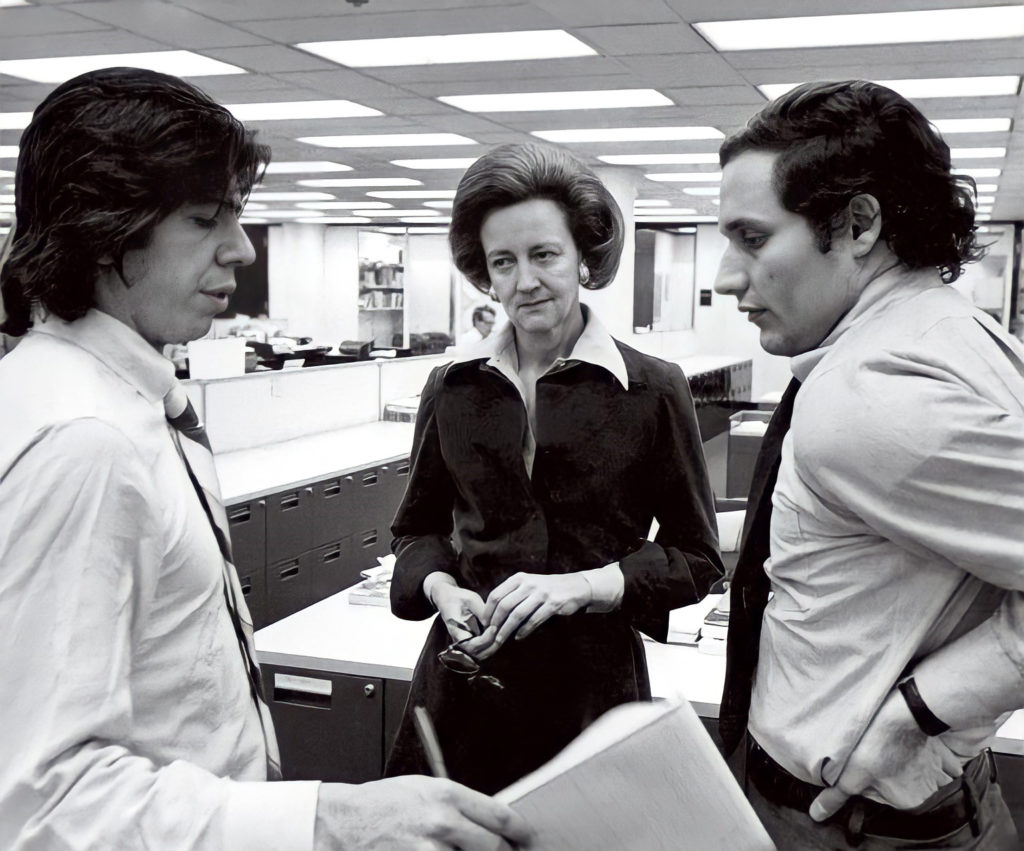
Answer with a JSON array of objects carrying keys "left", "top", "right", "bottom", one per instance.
[
  {"left": 250, "top": 210, "right": 324, "bottom": 218},
  {"left": 634, "top": 200, "right": 671, "bottom": 207},
  {"left": 532, "top": 126, "right": 722, "bottom": 143},
  {"left": 954, "top": 167, "right": 1001, "bottom": 179},
  {"left": 976, "top": 196, "right": 996, "bottom": 205},
  {"left": 598, "top": 154, "right": 719, "bottom": 165},
  {"left": 0, "top": 194, "right": 13, "bottom": 204},
  {"left": 439, "top": 89, "right": 673, "bottom": 112},
  {"left": 0, "top": 204, "right": 14, "bottom": 213},
  {"left": 0, "top": 170, "right": 14, "bottom": 178},
  {"left": 0, "top": 50, "right": 246, "bottom": 83},
  {"left": 366, "top": 190, "right": 456, "bottom": 199},
  {"left": 975, "top": 184, "right": 999, "bottom": 193},
  {"left": 226, "top": 100, "right": 381, "bottom": 121},
  {"left": 759, "top": 76, "right": 1021, "bottom": 101},
  {"left": 951, "top": 147, "right": 1006, "bottom": 159},
  {"left": 975, "top": 213, "right": 993, "bottom": 221},
  {"left": 423, "top": 200, "right": 454, "bottom": 209},
  {"left": 248, "top": 191, "right": 337, "bottom": 201},
  {"left": 295, "top": 201, "right": 392, "bottom": 210},
  {"left": 390, "top": 158, "right": 479, "bottom": 170},
  {"left": 298, "top": 177, "right": 423, "bottom": 187},
  {"left": 645, "top": 172, "right": 722, "bottom": 182},
  {"left": 238, "top": 217, "right": 269, "bottom": 224},
  {"left": 683, "top": 187, "right": 720, "bottom": 196},
  {"left": 932, "top": 118, "right": 1012, "bottom": 134},
  {"left": 297, "top": 216, "right": 372, "bottom": 225},
  {"left": 298, "top": 133, "right": 476, "bottom": 148},
  {"left": 0, "top": 112, "right": 31, "bottom": 130},
  {"left": 0, "top": 0, "right": 30, "bottom": 6},
  {"left": 354, "top": 209, "right": 441, "bottom": 217},
  {"left": 263, "top": 162, "right": 353, "bottom": 174},
  {"left": 634, "top": 208, "right": 698, "bottom": 217},
  {"left": 0, "top": 147, "right": 20, "bottom": 159},
  {"left": 295, "top": 30, "right": 595, "bottom": 67},
  {"left": 695, "top": 5, "right": 1024, "bottom": 50}
]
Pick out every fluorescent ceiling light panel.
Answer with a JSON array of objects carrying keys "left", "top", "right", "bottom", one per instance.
[
  {"left": 976, "top": 213, "right": 993, "bottom": 221},
  {"left": 226, "top": 100, "right": 380, "bottom": 120},
  {"left": 402, "top": 226, "right": 452, "bottom": 234},
  {"left": 296, "top": 30, "right": 595, "bottom": 67},
  {"left": 933, "top": 118, "right": 1012, "bottom": 134},
  {"left": 599, "top": 153, "right": 719, "bottom": 165},
  {"left": 634, "top": 200, "right": 671, "bottom": 207},
  {"left": 263, "top": 161, "right": 352, "bottom": 174},
  {"left": 298, "top": 133, "right": 476, "bottom": 148},
  {"left": 391, "top": 158, "right": 479, "bottom": 170},
  {"left": 634, "top": 208, "right": 698, "bottom": 216},
  {"left": 954, "top": 167, "right": 1001, "bottom": 178},
  {"left": 0, "top": 51, "right": 245, "bottom": 83},
  {"left": 354, "top": 209, "right": 440, "bottom": 217},
  {"left": 299, "top": 177, "right": 423, "bottom": 187},
  {"left": 238, "top": 217, "right": 268, "bottom": 224},
  {"left": 976, "top": 195, "right": 996, "bottom": 205},
  {"left": 0, "top": 112, "right": 31, "bottom": 130},
  {"left": 366, "top": 190, "right": 456, "bottom": 199},
  {"left": 295, "top": 201, "right": 392, "bottom": 210},
  {"left": 0, "top": 1, "right": 30, "bottom": 6},
  {"left": 645, "top": 172, "right": 722, "bottom": 182},
  {"left": 951, "top": 147, "right": 1006, "bottom": 159},
  {"left": 683, "top": 187, "right": 720, "bottom": 196},
  {"left": 297, "top": 216, "right": 371, "bottom": 224},
  {"left": 760, "top": 76, "right": 1020, "bottom": 101},
  {"left": 402, "top": 217, "right": 450, "bottom": 224},
  {"left": 695, "top": 5, "right": 1024, "bottom": 50},
  {"left": 0, "top": 170, "right": 13, "bottom": 178},
  {"left": 0, "top": 194, "right": 13, "bottom": 203},
  {"left": 259, "top": 210, "right": 325, "bottom": 218},
  {"left": 0, "top": 147, "right": 20, "bottom": 159},
  {"left": 975, "top": 184, "right": 999, "bottom": 193},
  {"left": 249, "top": 191, "right": 337, "bottom": 201},
  {"left": 532, "top": 126, "right": 722, "bottom": 143},
  {"left": 439, "top": 89, "right": 672, "bottom": 112},
  {"left": 424, "top": 200, "right": 454, "bottom": 209}
]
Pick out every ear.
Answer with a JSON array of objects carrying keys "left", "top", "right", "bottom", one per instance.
[{"left": 847, "top": 194, "right": 882, "bottom": 258}]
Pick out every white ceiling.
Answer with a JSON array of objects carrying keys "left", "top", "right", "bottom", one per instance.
[{"left": 1, "top": 0, "right": 1021, "bottom": 226}]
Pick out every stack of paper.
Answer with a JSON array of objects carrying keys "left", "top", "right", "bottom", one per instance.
[
  {"left": 495, "top": 699, "right": 775, "bottom": 850},
  {"left": 667, "top": 593, "right": 721, "bottom": 645}
]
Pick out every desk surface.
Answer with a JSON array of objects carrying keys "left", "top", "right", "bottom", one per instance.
[
  {"left": 255, "top": 587, "right": 1024, "bottom": 756},
  {"left": 215, "top": 420, "right": 415, "bottom": 503}
]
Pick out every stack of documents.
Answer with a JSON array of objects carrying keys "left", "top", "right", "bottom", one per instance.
[{"left": 667, "top": 594, "right": 721, "bottom": 645}]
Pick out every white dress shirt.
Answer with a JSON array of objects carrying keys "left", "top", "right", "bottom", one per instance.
[
  {"left": 749, "top": 267, "right": 1024, "bottom": 786},
  {"left": 0, "top": 310, "right": 318, "bottom": 850}
]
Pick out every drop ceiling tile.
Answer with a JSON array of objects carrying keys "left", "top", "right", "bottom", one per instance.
[
  {"left": 410, "top": 72, "right": 656, "bottom": 98},
  {"left": 68, "top": 1, "right": 266, "bottom": 48},
  {"left": 368, "top": 56, "right": 627, "bottom": 86},
  {"left": 531, "top": 0, "right": 681, "bottom": 27},
  {"left": 202, "top": 45, "right": 341, "bottom": 74},
  {"left": 578, "top": 23, "right": 708, "bottom": 55},
  {"left": 615, "top": 54, "right": 748, "bottom": 87},
  {"left": 0, "top": 5, "right": 110, "bottom": 37},
  {"left": 175, "top": 0, "right": 514, "bottom": 23},
  {"left": 0, "top": 30, "right": 167, "bottom": 61},
  {"left": 727, "top": 41, "right": 1024, "bottom": 72},
  {"left": 663, "top": 85, "right": 765, "bottom": 107}
]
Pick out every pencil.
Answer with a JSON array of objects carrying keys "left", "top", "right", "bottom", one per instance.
[{"left": 412, "top": 704, "right": 449, "bottom": 779}]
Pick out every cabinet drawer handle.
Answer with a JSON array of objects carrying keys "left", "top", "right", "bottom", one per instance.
[
  {"left": 360, "top": 530, "right": 378, "bottom": 547},
  {"left": 323, "top": 481, "right": 342, "bottom": 498},
  {"left": 279, "top": 493, "right": 300, "bottom": 510},
  {"left": 396, "top": 461, "right": 410, "bottom": 476},
  {"left": 279, "top": 562, "right": 300, "bottom": 580},
  {"left": 240, "top": 578, "right": 252, "bottom": 595},
  {"left": 361, "top": 471, "right": 378, "bottom": 487},
  {"left": 228, "top": 505, "right": 252, "bottom": 524},
  {"left": 322, "top": 546, "right": 341, "bottom": 563}
]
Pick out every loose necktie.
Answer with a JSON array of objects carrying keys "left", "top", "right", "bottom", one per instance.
[
  {"left": 164, "top": 382, "right": 282, "bottom": 780},
  {"left": 718, "top": 378, "right": 800, "bottom": 757}
]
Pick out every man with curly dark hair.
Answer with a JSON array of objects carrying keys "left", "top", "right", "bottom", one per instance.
[
  {"left": 714, "top": 79, "right": 1023, "bottom": 849},
  {"left": 0, "top": 67, "right": 530, "bottom": 851}
]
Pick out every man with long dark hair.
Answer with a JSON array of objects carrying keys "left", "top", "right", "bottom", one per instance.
[{"left": 0, "top": 67, "right": 530, "bottom": 851}]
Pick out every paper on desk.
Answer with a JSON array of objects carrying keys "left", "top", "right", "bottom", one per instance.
[
  {"left": 716, "top": 510, "right": 745, "bottom": 553},
  {"left": 667, "top": 594, "right": 721, "bottom": 645}
]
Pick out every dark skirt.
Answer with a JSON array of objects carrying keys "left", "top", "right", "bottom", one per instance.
[{"left": 384, "top": 611, "right": 651, "bottom": 794}]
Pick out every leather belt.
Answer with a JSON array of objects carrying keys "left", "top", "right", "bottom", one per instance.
[{"left": 747, "top": 738, "right": 996, "bottom": 843}]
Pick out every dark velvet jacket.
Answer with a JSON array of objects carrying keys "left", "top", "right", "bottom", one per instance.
[{"left": 385, "top": 339, "right": 723, "bottom": 794}]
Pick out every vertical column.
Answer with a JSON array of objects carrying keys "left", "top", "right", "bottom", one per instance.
[{"left": 580, "top": 166, "right": 640, "bottom": 340}]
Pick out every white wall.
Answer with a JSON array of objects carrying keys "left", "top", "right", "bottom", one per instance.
[{"left": 404, "top": 233, "right": 452, "bottom": 337}]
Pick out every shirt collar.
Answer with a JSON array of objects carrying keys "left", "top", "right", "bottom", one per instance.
[
  {"left": 790, "top": 265, "right": 944, "bottom": 382},
  {"left": 31, "top": 308, "right": 178, "bottom": 404},
  {"left": 447, "top": 304, "right": 629, "bottom": 390}
]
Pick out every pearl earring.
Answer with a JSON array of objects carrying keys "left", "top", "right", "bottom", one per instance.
[{"left": 578, "top": 261, "right": 591, "bottom": 286}]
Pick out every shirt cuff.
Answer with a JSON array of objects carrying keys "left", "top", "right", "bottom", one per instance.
[
  {"left": 581, "top": 563, "right": 625, "bottom": 613},
  {"left": 222, "top": 779, "right": 321, "bottom": 850}
]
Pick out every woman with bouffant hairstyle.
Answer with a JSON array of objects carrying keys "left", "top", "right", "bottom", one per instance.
[{"left": 386, "top": 142, "right": 723, "bottom": 793}]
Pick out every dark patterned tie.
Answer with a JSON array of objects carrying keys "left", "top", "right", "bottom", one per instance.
[
  {"left": 164, "top": 382, "right": 282, "bottom": 780},
  {"left": 719, "top": 378, "right": 800, "bottom": 756}
]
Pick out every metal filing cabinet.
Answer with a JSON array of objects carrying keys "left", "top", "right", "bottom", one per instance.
[
  {"left": 265, "top": 485, "right": 314, "bottom": 565},
  {"left": 267, "top": 552, "right": 314, "bottom": 623},
  {"left": 227, "top": 498, "right": 268, "bottom": 629}
]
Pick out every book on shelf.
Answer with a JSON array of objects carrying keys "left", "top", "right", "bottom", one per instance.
[{"left": 494, "top": 698, "right": 775, "bottom": 850}]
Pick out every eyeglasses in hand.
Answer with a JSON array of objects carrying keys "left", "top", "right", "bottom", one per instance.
[{"left": 438, "top": 638, "right": 504, "bottom": 690}]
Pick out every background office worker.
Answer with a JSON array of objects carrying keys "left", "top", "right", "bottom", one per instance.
[
  {"left": 714, "top": 80, "right": 1023, "bottom": 848},
  {"left": 465, "top": 303, "right": 498, "bottom": 344},
  {"left": 0, "top": 67, "right": 530, "bottom": 851},
  {"left": 386, "top": 142, "right": 723, "bottom": 793}
]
